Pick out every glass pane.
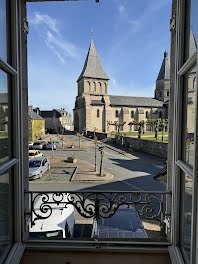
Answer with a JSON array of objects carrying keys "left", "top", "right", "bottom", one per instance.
[
  {"left": 0, "top": 170, "right": 13, "bottom": 264},
  {"left": 185, "top": 0, "right": 198, "bottom": 61},
  {"left": 181, "top": 171, "right": 192, "bottom": 262},
  {"left": 0, "top": 0, "right": 9, "bottom": 62},
  {"left": 0, "top": 70, "right": 11, "bottom": 165},
  {"left": 182, "top": 65, "right": 196, "bottom": 167}
]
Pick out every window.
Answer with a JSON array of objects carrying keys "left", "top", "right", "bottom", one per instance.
[
  {"left": 99, "top": 82, "right": 102, "bottom": 93},
  {"left": 167, "top": 91, "right": 169, "bottom": 96},
  {"left": 97, "top": 109, "right": 99, "bottom": 118},
  {"left": 115, "top": 110, "right": 119, "bottom": 118},
  {"left": 87, "top": 81, "right": 91, "bottom": 92},
  {"left": 146, "top": 111, "right": 149, "bottom": 118},
  {"left": 159, "top": 111, "right": 162, "bottom": 118},
  {"left": 131, "top": 111, "right": 134, "bottom": 118},
  {"left": 93, "top": 82, "right": 96, "bottom": 92},
  {"left": 172, "top": 1, "right": 198, "bottom": 263},
  {"left": 104, "top": 82, "right": 107, "bottom": 93},
  {"left": 159, "top": 91, "right": 162, "bottom": 97},
  {"left": 0, "top": 1, "right": 18, "bottom": 263}
]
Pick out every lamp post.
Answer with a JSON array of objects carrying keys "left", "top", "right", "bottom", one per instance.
[
  {"left": 98, "top": 144, "right": 104, "bottom": 176},
  {"left": 93, "top": 137, "right": 98, "bottom": 172}
]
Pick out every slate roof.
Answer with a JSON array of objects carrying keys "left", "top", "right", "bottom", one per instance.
[
  {"left": 157, "top": 51, "right": 170, "bottom": 81},
  {"left": 40, "top": 111, "right": 54, "bottom": 118},
  {"left": 55, "top": 109, "right": 71, "bottom": 116},
  {"left": 28, "top": 111, "right": 44, "bottom": 120},
  {"left": 91, "top": 100, "right": 105, "bottom": 105},
  {"left": 189, "top": 31, "right": 197, "bottom": 57},
  {"left": 77, "top": 40, "right": 109, "bottom": 81},
  {"left": 109, "top": 95, "right": 164, "bottom": 107},
  {"left": 0, "top": 93, "right": 8, "bottom": 104}
]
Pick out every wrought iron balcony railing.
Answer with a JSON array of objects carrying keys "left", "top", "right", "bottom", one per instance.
[{"left": 25, "top": 190, "right": 171, "bottom": 241}]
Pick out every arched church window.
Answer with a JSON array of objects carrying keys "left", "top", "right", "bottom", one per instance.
[
  {"left": 159, "top": 111, "right": 162, "bottom": 118},
  {"left": 159, "top": 91, "right": 162, "bottom": 97},
  {"left": 115, "top": 110, "right": 119, "bottom": 118},
  {"left": 97, "top": 109, "right": 100, "bottom": 118},
  {"left": 94, "top": 82, "right": 96, "bottom": 92},
  {"left": 167, "top": 91, "right": 169, "bottom": 96},
  {"left": 193, "top": 77, "right": 196, "bottom": 90},
  {"left": 87, "top": 81, "right": 91, "bottom": 92},
  {"left": 99, "top": 82, "right": 102, "bottom": 93},
  {"left": 146, "top": 111, "right": 149, "bottom": 118},
  {"left": 131, "top": 111, "right": 134, "bottom": 118},
  {"left": 104, "top": 83, "right": 107, "bottom": 93}
]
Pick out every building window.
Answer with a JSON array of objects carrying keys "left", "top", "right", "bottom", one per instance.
[
  {"left": 99, "top": 82, "right": 102, "bottom": 93},
  {"left": 87, "top": 81, "right": 91, "bottom": 92},
  {"left": 131, "top": 111, "right": 134, "bottom": 118},
  {"left": 104, "top": 83, "right": 107, "bottom": 93},
  {"left": 159, "top": 111, "right": 162, "bottom": 118},
  {"left": 115, "top": 110, "right": 119, "bottom": 117},
  {"left": 146, "top": 111, "right": 149, "bottom": 118},
  {"left": 94, "top": 82, "right": 96, "bottom": 92},
  {"left": 167, "top": 91, "right": 169, "bottom": 96},
  {"left": 97, "top": 109, "right": 100, "bottom": 118},
  {"left": 159, "top": 91, "right": 162, "bottom": 97}
]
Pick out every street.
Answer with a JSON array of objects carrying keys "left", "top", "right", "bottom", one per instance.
[{"left": 29, "top": 134, "right": 166, "bottom": 192}]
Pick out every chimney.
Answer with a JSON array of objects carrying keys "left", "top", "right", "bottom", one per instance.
[{"left": 28, "top": 105, "right": 33, "bottom": 112}]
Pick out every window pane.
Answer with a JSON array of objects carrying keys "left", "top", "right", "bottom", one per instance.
[
  {"left": 181, "top": 172, "right": 192, "bottom": 262},
  {"left": 0, "top": 170, "right": 13, "bottom": 263},
  {"left": 182, "top": 65, "right": 196, "bottom": 167},
  {"left": 0, "top": 0, "right": 9, "bottom": 62},
  {"left": 185, "top": 0, "right": 198, "bottom": 61},
  {"left": 0, "top": 70, "right": 11, "bottom": 165}
]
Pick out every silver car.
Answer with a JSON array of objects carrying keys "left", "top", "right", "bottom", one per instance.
[{"left": 29, "top": 157, "right": 50, "bottom": 180}]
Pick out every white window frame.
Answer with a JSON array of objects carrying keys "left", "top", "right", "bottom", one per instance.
[{"left": 170, "top": 0, "right": 198, "bottom": 264}]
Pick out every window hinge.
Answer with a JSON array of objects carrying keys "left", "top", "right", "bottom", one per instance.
[
  {"left": 170, "top": 15, "right": 176, "bottom": 32},
  {"left": 23, "top": 18, "right": 29, "bottom": 34},
  {"left": 164, "top": 214, "right": 171, "bottom": 235}
]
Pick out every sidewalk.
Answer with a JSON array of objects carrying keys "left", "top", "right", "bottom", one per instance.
[{"left": 48, "top": 156, "right": 114, "bottom": 182}]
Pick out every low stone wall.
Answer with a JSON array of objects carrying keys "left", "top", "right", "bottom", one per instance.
[
  {"left": 115, "top": 136, "right": 168, "bottom": 158},
  {"left": 87, "top": 131, "right": 109, "bottom": 140}
]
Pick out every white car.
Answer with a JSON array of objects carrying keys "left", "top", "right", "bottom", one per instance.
[
  {"left": 29, "top": 194, "right": 75, "bottom": 239},
  {"left": 91, "top": 206, "right": 147, "bottom": 239}
]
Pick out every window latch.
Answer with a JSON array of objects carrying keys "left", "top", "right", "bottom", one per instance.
[
  {"left": 23, "top": 18, "right": 29, "bottom": 34},
  {"left": 170, "top": 15, "right": 176, "bottom": 32}
]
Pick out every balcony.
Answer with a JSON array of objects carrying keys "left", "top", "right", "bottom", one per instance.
[{"left": 25, "top": 190, "right": 171, "bottom": 244}]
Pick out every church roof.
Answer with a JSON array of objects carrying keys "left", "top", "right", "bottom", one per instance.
[
  {"left": 189, "top": 31, "right": 197, "bottom": 57},
  {"left": 109, "top": 95, "right": 164, "bottom": 107},
  {"left": 157, "top": 51, "right": 170, "bottom": 81},
  {"left": 77, "top": 40, "right": 109, "bottom": 81},
  {"left": 28, "top": 111, "right": 44, "bottom": 120}
]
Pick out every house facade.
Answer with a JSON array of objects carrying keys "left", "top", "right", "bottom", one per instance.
[
  {"left": 73, "top": 41, "right": 170, "bottom": 133},
  {"left": 35, "top": 108, "right": 73, "bottom": 133}
]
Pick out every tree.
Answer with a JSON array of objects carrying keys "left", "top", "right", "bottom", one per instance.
[
  {"left": 159, "top": 118, "right": 168, "bottom": 142},
  {"left": 137, "top": 120, "right": 144, "bottom": 139},
  {"left": 128, "top": 121, "right": 136, "bottom": 135},
  {"left": 146, "top": 118, "right": 155, "bottom": 132},
  {"left": 109, "top": 121, "right": 126, "bottom": 134},
  {"left": 154, "top": 119, "right": 161, "bottom": 140}
]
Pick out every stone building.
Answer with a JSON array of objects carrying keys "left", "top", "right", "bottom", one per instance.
[
  {"left": 74, "top": 40, "right": 170, "bottom": 133},
  {"left": 28, "top": 109, "right": 45, "bottom": 141},
  {"left": 36, "top": 108, "right": 73, "bottom": 133}
]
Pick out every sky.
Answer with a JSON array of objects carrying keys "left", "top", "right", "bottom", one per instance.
[{"left": 27, "top": 0, "right": 172, "bottom": 116}]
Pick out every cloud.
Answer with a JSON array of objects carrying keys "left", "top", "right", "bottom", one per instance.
[
  {"left": 29, "top": 12, "right": 59, "bottom": 34},
  {"left": 118, "top": 5, "right": 126, "bottom": 16},
  {"left": 29, "top": 12, "right": 83, "bottom": 64}
]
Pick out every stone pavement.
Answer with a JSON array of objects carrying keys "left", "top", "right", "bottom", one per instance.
[{"left": 48, "top": 156, "right": 114, "bottom": 182}]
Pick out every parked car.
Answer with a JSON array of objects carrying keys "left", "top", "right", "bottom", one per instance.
[
  {"left": 55, "top": 141, "right": 61, "bottom": 148},
  {"left": 29, "top": 194, "right": 75, "bottom": 239},
  {"left": 29, "top": 142, "right": 33, "bottom": 149},
  {"left": 29, "top": 150, "right": 43, "bottom": 160},
  {"left": 45, "top": 142, "right": 57, "bottom": 150},
  {"left": 29, "top": 157, "right": 50, "bottom": 180},
  {"left": 32, "top": 141, "right": 47, "bottom": 150},
  {"left": 91, "top": 206, "right": 147, "bottom": 239}
]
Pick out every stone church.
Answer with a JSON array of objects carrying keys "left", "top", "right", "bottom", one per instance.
[{"left": 73, "top": 40, "right": 170, "bottom": 133}]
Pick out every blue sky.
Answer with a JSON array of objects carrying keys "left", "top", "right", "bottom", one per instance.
[{"left": 27, "top": 0, "right": 172, "bottom": 115}]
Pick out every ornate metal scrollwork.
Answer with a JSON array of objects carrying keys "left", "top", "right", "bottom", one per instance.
[{"left": 27, "top": 191, "right": 170, "bottom": 234}]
